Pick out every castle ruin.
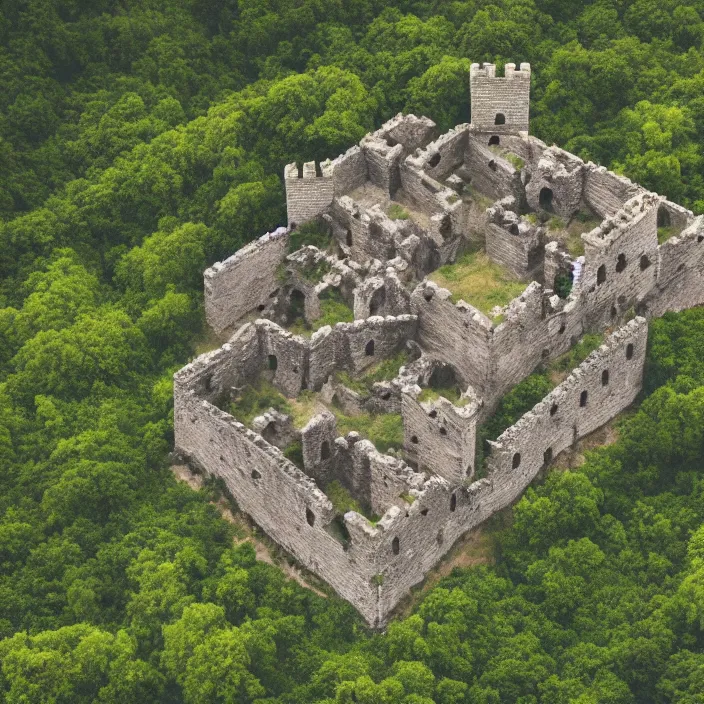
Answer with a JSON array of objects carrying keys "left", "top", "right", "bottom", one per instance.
[{"left": 174, "top": 63, "right": 704, "bottom": 627}]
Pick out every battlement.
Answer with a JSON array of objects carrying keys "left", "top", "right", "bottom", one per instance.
[
  {"left": 470, "top": 61, "right": 531, "bottom": 134},
  {"left": 181, "top": 65, "right": 704, "bottom": 627}
]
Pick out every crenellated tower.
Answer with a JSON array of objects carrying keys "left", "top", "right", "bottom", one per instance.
[{"left": 470, "top": 62, "right": 531, "bottom": 135}]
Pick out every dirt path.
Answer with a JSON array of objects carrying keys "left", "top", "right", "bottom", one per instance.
[{"left": 171, "top": 464, "right": 328, "bottom": 598}]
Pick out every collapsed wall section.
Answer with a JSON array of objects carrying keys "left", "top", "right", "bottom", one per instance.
[{"left": 204, "top": 228, "right": 289, "bottom": 334}]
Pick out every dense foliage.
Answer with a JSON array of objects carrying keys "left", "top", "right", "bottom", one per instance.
[{"left": 1, "top": 0, "right": 704, "bottom": 701}]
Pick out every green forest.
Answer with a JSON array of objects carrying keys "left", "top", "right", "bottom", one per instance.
[{"left": 0, "top": 0, "right": 704, "bottom": 701}]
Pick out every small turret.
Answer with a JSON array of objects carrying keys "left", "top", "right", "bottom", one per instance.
[
  {"left": 284, "top": 160, "right": 334, "bottom": 227},
  {"left": 470, "top": 62, "right": 531, "bottom": 135}
]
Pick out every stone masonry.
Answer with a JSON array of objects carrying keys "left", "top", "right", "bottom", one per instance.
[{"left": 178, "top": 63, "right": 704, "bottom": 627}]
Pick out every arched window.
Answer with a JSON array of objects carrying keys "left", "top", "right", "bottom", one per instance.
[
  {"left": 320, "top": 441, "right": 330, "bottom": 460},
  {"left": 597, "top": 264, "right": 606, "bottom": 285},
  {"left": 602, "top": 369, "right": 610, "bottom": 386},
  {"left": 495, "top": 113, "right": 506, "bottom": 125},
  {"left": 580, "top": 390, "right": 588, "bottom": 407},
  {"left": 616, "top": 253, "right": 627, "bottom": 273},
  {"left": 268, "top": 354, "right": 278, "bottom": 371},
  {"left": 365, "top": 339, "right": 375, "bottom": 356},
  {"left": 512, "top": 452, "right": 521, "bottom": 469},
  {"left": 391, "top": 537, "right": 400, "bottom": 555},
  {"left": 626, "top": 343, "right": 634, "bottom": 360},
  {"left": 428, "top": 152, "right": 441, "bottom": 167},
  {"left": 345, "top": 229, "right": 353, "bottom": 247},
  {"left": 306, "top": 508, "right": 315, "bottom": 526},
  {"left": 640, "top": 254, "right": 651, "bottom": 271},
  {"left": 450, "top": 493, "right": 457, "bottom": 512},
  {"left": 488, "top": 135, "right": 500, "bottom": 146},
  {"left": 539, "top": 187, "right": 554, "bottom": 211},
  {"left": 657, "top": 206, "right": 671, "bottom": 228}
]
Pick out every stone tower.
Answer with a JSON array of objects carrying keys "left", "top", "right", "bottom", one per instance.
[
  {"left": 470, "top": 62, "right": 531, "bottom": 135},
  {"left": 284, "top": 160, "right": 334, "bottom": 227}
]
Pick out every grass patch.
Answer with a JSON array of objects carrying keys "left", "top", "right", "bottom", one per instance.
[
  {"left": 299, "top": 259, "right": 331, "bottom": 284},
  {"left": 289, "top": 289, "right": 354, "bottom": 337},
  {"left": 325, "top": 480, "right": 365, "bottom": 516},
  {"left": 229, "top": 379, "right": 292, "bottom": 427},
  {"left": 288, "top": 219, "right": 330, "bottom": 253},
  {"left": 658, "top": 226, "right": 677, "bottom": 244},
  {"left": 333, "top": 409, "right": 404, "bottom": 454},
  {"left": 314, "top": 290, "right": 354, "bottom": 329},
  {"left": 428, "top": 251, "right": 526, "bottom": 315},
  {"left": 388, "top": 203, "right": 410, "bottom": 220},
  {"left": 283, "top": 442, "right": 304, "bottom": 469},
  {"left": 288, "top": 390, "right": 323, "bottom": 429},
  {"left": 417, "top": 386, "right": 469, "bottom": 406},
  {"left": 505, "top": 152, "right": 525, "bottom": 171},
  {"left": 336, "top": 350, "right": 409, "bottom": 396},
  {"left": 549, "top": 333, "right": 603, "bottom": 375}
]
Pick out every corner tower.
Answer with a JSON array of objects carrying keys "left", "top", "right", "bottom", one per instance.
[{"left": 470, "top": 62, "right": 531, "bottom": 135}]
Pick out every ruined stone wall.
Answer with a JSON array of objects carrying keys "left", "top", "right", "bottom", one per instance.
[
  {"left": 402, "top": 393, "right": 479, "bottom": 484},
  {"left": 649, "top": 217, "right": 704, "bottom": 317},
  {"left": 525, "top": 146, "right": 585, "bottom": 218},
  {"left": 285, "top": 161, "right": 335, "bottom": 226},
  {"left": 258, "top": 321, "right": 309, "bottom": 397},
  {"left": 414, "top": 125, "right": 470, "bottom": 182},
  {"left": 581, "top": 192, "right": 660, "bottom": 327},
  {"left": 583, "top": 163, "right": 645, "bottom": 218},
  {"left": 485, "top": 222, "right": 542, "bottom": 280},
  {"left": 486, "top": 317, "right": 646, "bottom": 487},
  {"left": 374, "top": 318, "right": 647, "bottom": 616},
  {"left": 361, "top": 139, "right": 404, "bottom": 196},
  {"left": 469, "top": 62, "right": 531, "bottom": 134},
  {"left": 334, "top": 315, "right": 418, "bottom": 374},
  {"left": 331, "top": 146, "right": 368, "bottom": 196},
  {"left": 174, "top": 387, "right": 383, "bottom": 624},
  {"left": 466, "top": 134, "right": 525, "bottom": 205},
  {"left": 411, "top": 282, "right": 496, "bottom": 398},
  {"left": 204, "top": 228, "right": 289, "bottom": 334},
  {"left": 330, "top": 197, "right": 402, "bottom": 263}
]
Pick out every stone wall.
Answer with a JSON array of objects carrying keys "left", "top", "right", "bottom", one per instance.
[
  {"left": 525, "top": 146, "right": 585, "bottom": 218},
  {"left": 649, "top": 216, "right": 704, "bottom": 316},
  {"left": 331, "top": 146, "right": 368, "bottom": 196},
  {"left": 583, "top": 163, "right": 645, "bottom": 218},
  {"left": 466, "top": 134, "right": 525, "bottom": 205},
  {"left": 204, "top": 228, "right": 289, "bottom": 334},
  {"left": 469, "top": 62, "right": 531, "bottom": 134},
  {"left": 486, "top": 317, "right": 647, "bottom": 484},
  {"left": 174, "top": 387, "right": 384, "bottom": 624},
  {"left": 581, "top": 192, "right": 660, "bottom": 327},
  {"left": 402, "top": 392, "right": 480, "bottom": 484},
  {"left": 373, "top": 317, "right": 647, "bottom": 617},
  {"left": 285, "top": 161, "right": 335, "bottom": 226},
  {"left": 411, "top": 282, "right": 496, "bottom": 398}
]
